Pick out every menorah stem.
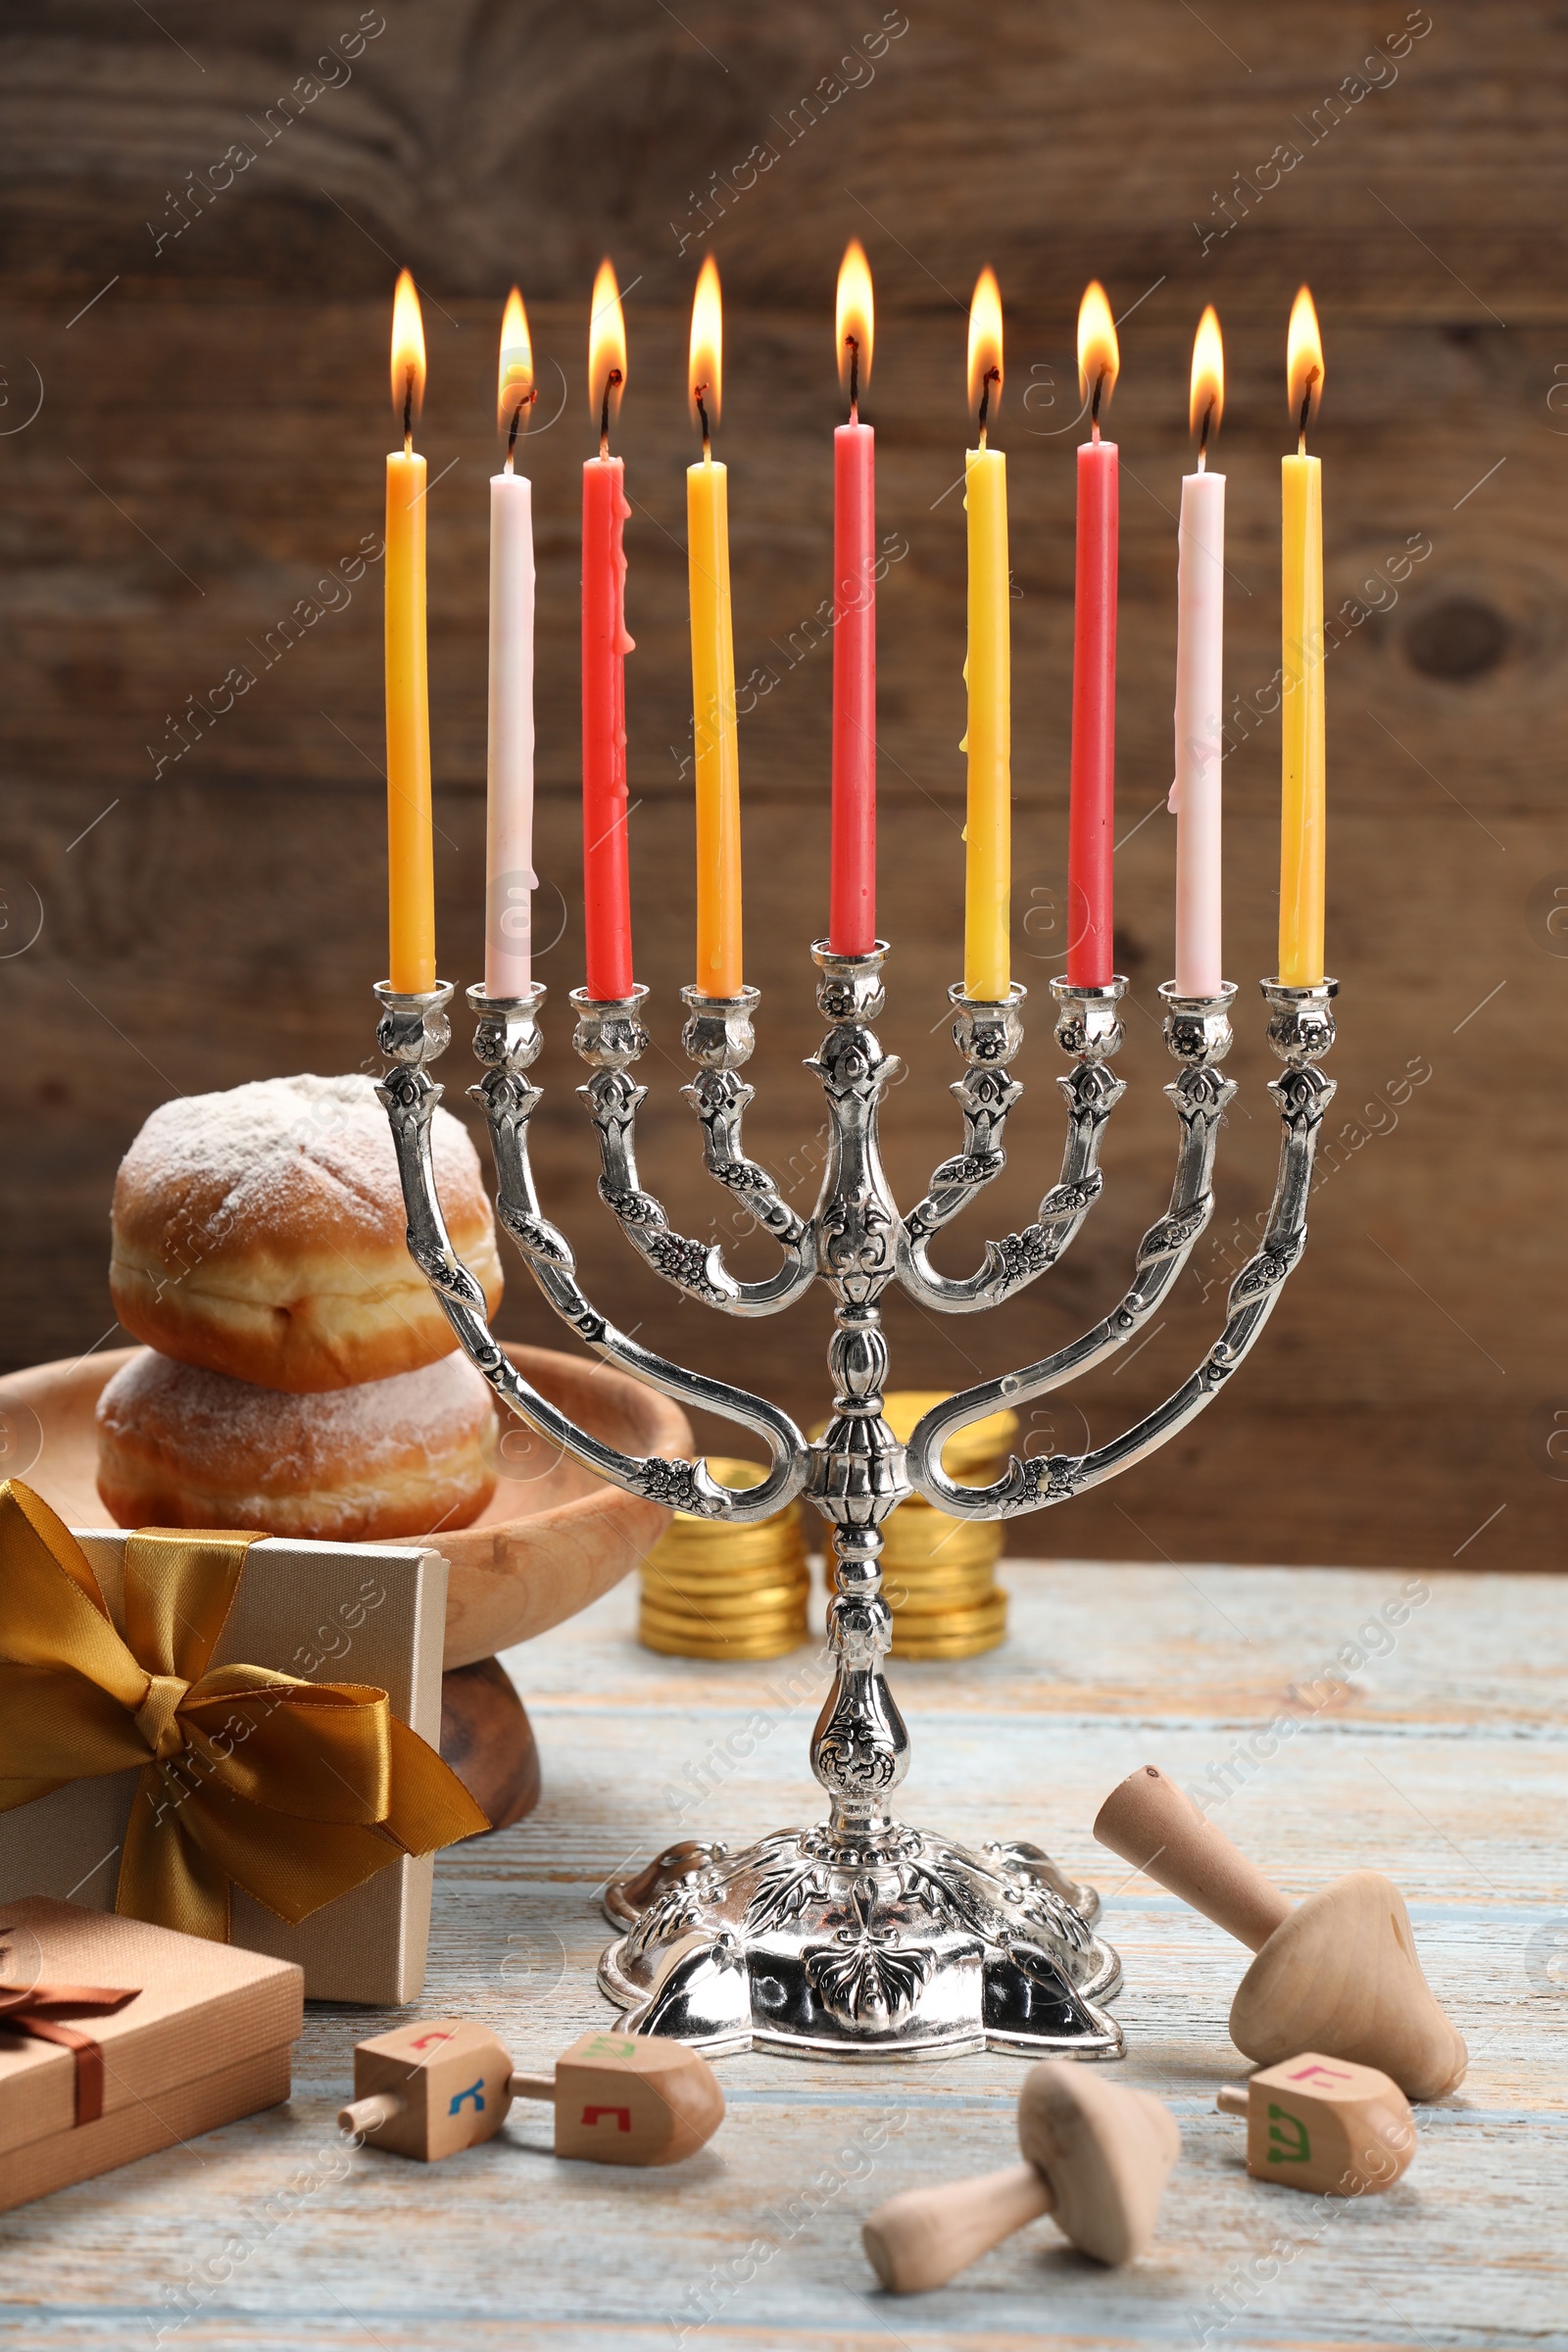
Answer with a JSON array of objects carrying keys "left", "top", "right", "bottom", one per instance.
[
  {"left": 810, "top": 1300, "right": 910, "bottom": 1838},
  {"left": 804, "top": 944, "right": 913, "bottom": 1841}
]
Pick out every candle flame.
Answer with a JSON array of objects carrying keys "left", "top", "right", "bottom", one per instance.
[
  {"left": 588, "top": 258, "right": 627, "bottom": 445},
  {"left": 1076, "top": 279, "right": 1119, "bottom": 420},
  {"left": 689, "top": 253, "right": 721, "bottom": 443},
  {"left": 967, "top": 267, "right": 1004, "bottom": 436},
  {"left": 497, "top": 286, "right": 534, "bottom": 442},
  {"left": 835, "top": 238, "right": 873, "bottom": 410},
  {"left": 1189, "top": 304, "right": 1224, "bottom": 449},
  {"left": 1287, "top": 284, "right": 1324, "bottom": 443},
  {"left": 389, "top": 269, "right": 426, "bottom": 440}
]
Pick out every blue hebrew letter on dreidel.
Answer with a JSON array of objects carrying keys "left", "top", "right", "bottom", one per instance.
[
  {"left": 449, "top": 2077, "right": 486, "bottom": 2117},
  {"left": 1266, "top": 2103, "right": 1311, "bottom": 2163}
]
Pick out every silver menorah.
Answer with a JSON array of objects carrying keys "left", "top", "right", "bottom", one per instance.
[{"left": 374, "top": 943, "right": 1337, "bottom": 2062}]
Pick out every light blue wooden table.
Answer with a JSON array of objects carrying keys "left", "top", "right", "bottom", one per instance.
[{"left": 3, "top": 1558, "right": 1564, "bottom": 2349}]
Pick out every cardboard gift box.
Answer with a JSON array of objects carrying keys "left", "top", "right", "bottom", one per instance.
[
  {"left": 0, "top": 1895, "right": 303, "bottom": 2216},
  {"left": 0, "top": 1506, "right": 484, "bottom": 2005}
]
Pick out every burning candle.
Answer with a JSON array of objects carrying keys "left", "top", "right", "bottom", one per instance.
[
  {"left": 1281, "top": 286, "right": 1326, "bottom": 987},
  {"left": 687, "top": 256, "right": 742, "bottom": 998},
  {"left": 1171, "top": 306, "right": 1225, "bottom": 999},
  {"left": 582, "top": 259, "right": 634, "bottom": 1002},
  {"left": 829, "top": 239, "right": 876, "bottom": 956},
  {"left": 1068, "top": 280, "right": 1120, "bottom": 990},
  {"left": 962, "top": 267, "right": 1009, "bottom": 1003},
  {"left": 384, "top": 270, "right": 434, "bottom": 994},
  {"left": 485, "top": 287, "right": 537, "bottom": 998}
]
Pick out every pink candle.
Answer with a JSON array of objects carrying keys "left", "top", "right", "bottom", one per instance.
[
  {"left": 829, "top": 240, "right": 876, "bottom": 956},
  {"left": 1170, "top": 307, "right": 1225, "bottom": 999},
  {"left": 1067, "top": 282, "right": 1120, "bottom": 990},
  {"left": 486, "top": 288, "right": 537, "bottom": 998}
]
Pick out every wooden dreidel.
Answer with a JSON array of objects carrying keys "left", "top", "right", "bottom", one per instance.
[
  {"left": 1215, "top": 2052, "right": 1416, "bottom": 2196},
  {"left": 338, "top": 2022, "right": 724, "bottom": 2167},
  {"left": 338, "top": 2019, "right": 514, "bottom": 2160},
  {"left": 862, "top": 2060, "right": 1179, "bottom": 2293},
  {"left": 1094, "top": 1764, "right": 1467, "bottom": 2100},
  {"left": 528, "top": 2028, "right": 724, "bottom": 2166}
]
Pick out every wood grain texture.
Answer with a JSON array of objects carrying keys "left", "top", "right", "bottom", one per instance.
[
  {"left": 0, "top": 2, "right": 1561, "bottom": 1569},
  {"left": 1, "top": 1561, "right": 1563, "bottom": 2347}
]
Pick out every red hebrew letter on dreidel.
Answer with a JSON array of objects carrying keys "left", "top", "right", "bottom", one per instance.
[{"left": 582, "top": 2105, "right": 632, "bottom": 2132}]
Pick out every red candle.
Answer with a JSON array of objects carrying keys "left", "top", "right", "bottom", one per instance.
[
  {"left": 582, "top": 260, "right": 635, "bottom": 1001},
  {"left": 829, "top": 240, "right": 876, "bottom": 956},
  {"left": 1067, "top": 280, "right": 1121, "bottom": 989}
]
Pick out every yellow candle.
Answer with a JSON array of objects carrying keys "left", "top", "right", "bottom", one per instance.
[
  {"left": 386, "top": 270, "right": 435, "bottom": 995},
  {"left": 687, "top": 258, "right": 741, "bottom": 996},
  {"left": 1280, "top": 287, "right": 1325, "bottom": 987},
  {"left": 962, "top": 269, "right": 1009, "bottom": 1002}
]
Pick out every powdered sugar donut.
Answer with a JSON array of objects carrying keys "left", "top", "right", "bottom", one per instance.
[
  {"left": 96, "top": 1347, "right": 498, "bottom": 1543},
  {"left": 109, "top": 1073, "right": 503, "bottom": 1392}
]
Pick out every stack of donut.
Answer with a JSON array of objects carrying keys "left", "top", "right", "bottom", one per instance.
[{"left": 96, "top": 1073, "right": 506, "bottom": 1543}]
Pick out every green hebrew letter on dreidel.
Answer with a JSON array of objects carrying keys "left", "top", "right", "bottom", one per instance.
[{"left": 1266, "top": 2103, "right": 1311, "bottom": 2164}]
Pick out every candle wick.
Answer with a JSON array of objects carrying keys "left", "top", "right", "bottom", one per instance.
[
  {"left": 1091, "top": 368, "right": 1106, "bottom": 430},
  {"left": 402, "top": 369, "right": 414, "bottom": 455},
  {"left": 1297, "top": 366, "right": 1318, "bottom": 455},
  {"left": 1197, "top": 397, "right": 1213, "bottom": 468},
  {"left": 846, "top": 335, "right": 859, "bottom": 419},
  {"left": 694, "top": 383, "right": 711, "bottom": 459},
  {"left": 975, "top": 364, "right": 999, "bottom": 445},
  {"left": 599, "top": 368, "right": 622, "bottom": 461}
]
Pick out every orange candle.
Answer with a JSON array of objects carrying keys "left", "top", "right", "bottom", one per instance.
[
  {"left": 384, "top": 270, "right": 434, "bottom": 994},
  {"left": 687, "top": 257, "right": 742, "bottom": 996}
]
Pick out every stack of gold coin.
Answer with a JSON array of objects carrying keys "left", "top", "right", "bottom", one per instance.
[
  {"left": 638, "top": 1457, "right": 811, "bottom": 1660},
  {"left": 810, "top": 1395, "right": 1018, "bottom": 1659}
]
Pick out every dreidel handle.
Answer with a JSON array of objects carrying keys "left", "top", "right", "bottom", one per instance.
[
  {"left": 1094, "top": 1765, "right": 1293, "bottom": 1952},
  {"left": 339, "top": 2090, "right": 406, "bottom": 2137}
]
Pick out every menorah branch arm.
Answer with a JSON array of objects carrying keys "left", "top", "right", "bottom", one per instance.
[
  {"left": 374, "top": 982, "right": 806, "bottom": 1525},
  {"left": 571, "top": 985, "right": 815, "bottom": 1316},
  {"left": 912, "top": 980, "right": 1338, "bottom": 1521},
  {"left": 897, "top": 979, "right": 1127, "bottom": 1311}
]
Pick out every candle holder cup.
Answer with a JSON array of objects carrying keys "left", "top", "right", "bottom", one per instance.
[{"left": 375, "top": 951, "right": 1337, "bottom": 2060}]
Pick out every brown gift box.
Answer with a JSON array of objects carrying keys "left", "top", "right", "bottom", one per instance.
[
  {"left": 0, "top": 1895, "right": 303, "bottom": 2216},
  {"left": 0, "top": 1532, "right": 448, "bottom": 2005}
]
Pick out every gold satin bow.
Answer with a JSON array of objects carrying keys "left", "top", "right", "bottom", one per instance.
[{"left": 0, "top": 1480, "right": 488, "bottom": 1942}]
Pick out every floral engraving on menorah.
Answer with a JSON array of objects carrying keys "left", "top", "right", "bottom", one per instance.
[{"left": 375, "top": 943, "right": 1337, "bottom": 2061}]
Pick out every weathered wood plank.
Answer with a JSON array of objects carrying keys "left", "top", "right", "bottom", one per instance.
[{"left": 1, "top": 1565, "right": 1563, "bottom": 2348}]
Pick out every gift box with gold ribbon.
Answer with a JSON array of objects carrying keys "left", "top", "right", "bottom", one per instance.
[{"left": 0, "top": 1480, "right": 487, "bottom": 2003}]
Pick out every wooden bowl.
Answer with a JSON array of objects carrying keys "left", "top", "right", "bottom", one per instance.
[{"left": 0, "top": 1343, "right": 692, "bottom": 1670}]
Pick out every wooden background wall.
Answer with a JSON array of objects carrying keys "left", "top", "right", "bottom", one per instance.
[{"left": 0, "top": 0, "right": 1561, "bottom": 1571}]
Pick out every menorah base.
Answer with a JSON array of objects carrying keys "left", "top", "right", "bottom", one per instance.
[{"left": 597, "top": 1824, "right": 1123, "bottom": 2062}]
